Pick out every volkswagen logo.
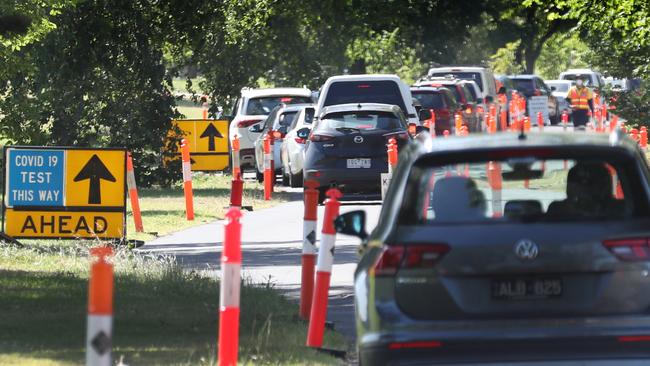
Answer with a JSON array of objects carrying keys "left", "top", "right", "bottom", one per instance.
[
  {"left": 353, "top": 136, "right": 364, "bottom": 144},
  {"left": 514, "top": 239, "right": 539, "bottom": 261}
]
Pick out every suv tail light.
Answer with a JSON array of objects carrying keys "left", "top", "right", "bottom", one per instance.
[
  {"left": 237, "top": 119, "right": 262, "bottom": 128},
  {"left": 603, "top": 238, "right": 650, "bottom": 261},
  {"left": 309, "top": 134, "right": 334, "bottom": 142},
  {"left": 373, "top": 244, "right": 449, "bottom": 276}
]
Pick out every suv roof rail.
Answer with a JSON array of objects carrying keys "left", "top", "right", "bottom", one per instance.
[{"left": 429, "top": 64, "right": 491, "bottom": 69}]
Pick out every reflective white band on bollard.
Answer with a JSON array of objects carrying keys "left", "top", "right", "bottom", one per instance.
[
  {"left": 316, "top": 233, "right": 336, "bottom": 273},
  {"left": 182, "top": 161, "right": 192, "bottom": 182},
  {"left": 220, "top": 263, "right": 241, "bottom": 308},
  {"left": 303, "top": 220, "right": 318, "bottom": 255},
  {"left": 86, "top": 315, "right": 112, "bottom": 366}
]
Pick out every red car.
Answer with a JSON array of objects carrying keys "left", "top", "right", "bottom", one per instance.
[
  {"left": 414, "top": 77, "right": 483, "bottom": 132},
  {"left": 411, "top": 86, "right": 461, "bottom": 135}
]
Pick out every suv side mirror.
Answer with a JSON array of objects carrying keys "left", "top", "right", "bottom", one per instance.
[
  {"left": 418, "top": 109, "right": 432, "bottom": 121},
  {"left": 248, "top": 124, "right": 263, "bottom": 133},
  {"left": 296, "top": 127, "right": 310, "bottom": 140},
  {"left": 334, "top": 211, "right": 368, "bottom": 240}
]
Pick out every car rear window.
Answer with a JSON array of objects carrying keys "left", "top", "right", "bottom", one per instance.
[
  {"left": 319, "top": 111, "right": 404, "bottom": 131},
  {"left": 429, "top": 72, "right": 483, "bottom": 91},
  {"left": 412, "top": 92, "right": 446, "bottom": 109},
  {"left": 275, "top": 111, "right": 298, "bottom": 129},
  {"left": 548, "top": 83, "right": 570, "bottom": 92},
  {"left": 511, "top": 79, "right": 535, "bottom": 95},
  {"left": 398, "top": 153, "right": 649, "bottom": 225},
  {"left": 323, "top": 81, "right": 407, "bottom": 113},
  {"left": 562, "top": 74, "right": 596, "bottom": 86},
  {"left": 245, "top": 96, "right": 312, "bottom": 115}
]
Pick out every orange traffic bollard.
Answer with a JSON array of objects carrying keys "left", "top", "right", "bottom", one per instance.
[
  {"left": 387, "top": 138, "right": 398, "bottom": 173},
  {"left": 218, "top": 208, "right": 242, "bottom": 366},
  {"left": 86, "top": 246, "right": 114, "bottom": 366},
  {"left": 300, "top": 180, "right": 320, "bottom": 320},
  {"left": 561, "top": 111, "right": 569, "bottom": 132},
  {"left": 202, "top": 108, "right": 208, "bottom": 120},
  {"left": 487, "top": 162, "right": 503, "bottom": 218},
  {"left": 427, "top": 109, "right": 436, "bottom": 138},
  {"left": 263, "top": 134, "right": 272, "bottom": 201},
  {"left": 230, "top": 174, "right": 243, "bottom": 210},
  {"left": 126, "top": 152, "right": 143, "bottom": 232},
  {"left": 537, "top": 111, "right": 544, "bottom": 131},
  {"left": 595, "top": 108, "right": 603, "bottom": 132},
  {"left": 454, "top": 113, "right": 463, "bottom": 135},
  {"left": 443, "top": 130, "right": 449, "bottom": 138},
  {"left": 610, "top": 115, "right": 619, "bottom": 132},
  {"left": 524, "top": 116, "right": 531, "bottom": 132},
  {"left": 181, "top": 139, "right": 194, "bottom": 220},
  {"left": 307, "top": 188, "right": 342, "bottom": 348},
  {"left": 232, "top": 135, "right": 241, "bottom": 180},
  {"left": 630, "top": 128, "right": 639, "bottom": 143},
  {"left": 641, "top": 127, "right": 648, "bottom": 149},
  {"left": 500, "top": 108, "right": 507, "bottom": 131}
]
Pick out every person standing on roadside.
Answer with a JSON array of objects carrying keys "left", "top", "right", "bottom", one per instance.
[{"left": 566, "top": 75, "right": 594, "bottom": 130}]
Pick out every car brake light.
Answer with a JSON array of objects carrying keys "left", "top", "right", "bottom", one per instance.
[
  {"left": 357, "top": 84, "right": 371, "bottom": 88},
  {"left": 388, "top": 341, "right": 442, "bottom": 350},
  {"left": 373, "top": 244, "right": 449, "bottom": 276},
  {"left": 309, "top": 134, "right": 334, "bottom": 142},
  {"left": 280, "top": 97, "right": 293, "bottom": 102},
  {"left": 295, "top": 137, "right": 306, "bottom": 144},
  {"left": 603, "top": 238, "right": 650, "bottom": 261},
  {"left": 618, "top": 335, "right": 650, "bottom": 342},
  {"left": 237, "top": 119, "right": 262, "bottom": 128}
]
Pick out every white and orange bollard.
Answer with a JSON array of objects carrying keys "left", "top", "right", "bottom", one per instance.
[
  {"left": 180, "top": 139, "right": 194, "bottom": 220},
  {"left": 263, "top": 134, "right": 272, "bottom": 201},
  {"left": 387, "top": 138, "right": 398, "bottom": 173},
  {"left": 307, "top": 188, "right": 342, "bottom": 348},
  {"left": 86, "top": 247, "right": 114, "bottom": 366},
  {"left": 561, "top": 111, "right": 569, "bottom": 132},
  {"left": 300, "top": 180, "right": 320, "bottom": 320},
  {"left": 537, "top": 111, "right": 544, "bottom": 131},
  {"left": 232, "top": 135, "right": 241, "bottom": 180},
  {"left": 610, "top": 115, "right": 619, "bottom": 132},
  {"left": 126, "top": 152, "right": 143, "bottom": 232},
  {"left": 218, "top": 208, "right": 242, "bottom": 366},
  {"left": 454, "top": 113, "right": 463, "bottom": 135},
  {"left": 427, "top": 109, "right": 436, "bottom": 138},
  {"left": 487, "top": 162, "right": 503, "bottom": 218}
]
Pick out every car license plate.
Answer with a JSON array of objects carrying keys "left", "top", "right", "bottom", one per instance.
[
  {"left": 347, "top": 158, "right": 371, "bottom": 169},
  {"left": 492, "top": 278, "right": 562, "bottom": 300}
]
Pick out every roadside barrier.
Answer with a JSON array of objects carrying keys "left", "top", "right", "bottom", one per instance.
[
  {"left": 181, "top": 139, "right": 195, "bottom": 220},
  {"left": 263, "top": 134, "right": 272, "bottom": 201},
  {"left": 300, "top": 180, "right": 320, "bottom": 320},
  {"left": 232, "top": 135, "right": 241, "bottom": 180},
  {"left": 218, "top": 208, "right": 242, "bottom": 366},
  {"left": 230, "top": 174, "right": 243, "bottom": 210},
  {"left": 307, "top": 188, "right": 342, "bottom": 348},
  {"left": 487, "top": 162, "right": 503, "bottom": 218},
  {"left": 86, "top": 247, "right": 114, "bottom": 366},
  {"left": 387, "top": 138, "right": 398, "bottom": 173},
  {"left": 126, "top": 152, "right": 143, "bottom": 232},
  {"left": 641, "top": 127, "right": 648, "bottom": 149},
  {"left": 537, "top": 112, "right": 544, "bottom": 131}
]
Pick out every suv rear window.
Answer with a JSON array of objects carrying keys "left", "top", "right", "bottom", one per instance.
[
  {"left": 511, "top": 79, "right": 535, "bottom": 96},
  {"left": 245, "top": 96, "right": 312, "bottom": 115},
  {"left": 412, "top": 91, "right": 446, "bottom": 109},
  {"left": 319, "top": 111, "right": 404, "bottom": 131},
  {"left": 323, "top": 81, "right": 407, "bottom": 113},
  {"left": 399, "top": 153, "right": 649, "bottom": 225},
  {"left": 429, "top": 72, "right": 483, "bottom": 91}
]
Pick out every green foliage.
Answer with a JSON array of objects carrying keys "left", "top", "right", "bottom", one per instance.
[
  {"left": 604, "top": 85, "right": 650, "bottom": 127},
  {"left": 569, "top": 0, "right": 650, "bottom": 78},
  {"left": 489, "top": 41, "right": 524, "bottom": 75},
  {"left": 346, "top": 28, "right": 427, "bottom": 84},
  {"left": 535, "top": 33, "right": 591, "bottom": 79}
]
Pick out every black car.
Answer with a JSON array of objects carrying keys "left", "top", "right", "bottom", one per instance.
[
  {"left": 336, "top": 131, "right": 650, "bottom": 365},
  {"left": 301, "top": 103, "right": 411, "bottom": 203},
  {"left": 509, "top": 74, "right": 560, "bottom": 124}
]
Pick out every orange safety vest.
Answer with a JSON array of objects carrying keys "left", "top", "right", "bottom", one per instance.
[{"left": 568, "top": 86, "right": 592, "bottom": 110}]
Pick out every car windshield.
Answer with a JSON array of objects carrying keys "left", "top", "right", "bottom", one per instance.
[
  {"left": 429, "top": 72, "right": 483, "bottom": 91},
  {"left": 400, "top": 155, "right": 647, "bottom": 225},
  {"left": 323, "top": 81, "right": 408, "bottom": 113},
  {"left": 319, "top": 111, "right": 403, "bottom": 131},
  {"left": 548, "top": 83, "right": 570, "bottom": 92},
  {"left": 412, "top": 92, "right": 445, "bottom": 109},
  {"left": 245, "top": 96, "right": 312, "bottom": 115},
  {"left": 511, "top": 79, "right": 535, "bottom": 95},
  {"left": 562, "top": 74, "right": 595, "bottom": 86}
]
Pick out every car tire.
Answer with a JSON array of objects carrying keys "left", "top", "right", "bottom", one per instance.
[
  {"left": 256, "top": 170, "right": 263, "bottom": 183},
  {"left": 290, "top": 171, "right": 303, "bottom": 188}
]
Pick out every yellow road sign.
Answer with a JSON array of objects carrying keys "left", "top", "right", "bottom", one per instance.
[
  {"left": 4, "top": 209, "right": 124, "bottom": 239},
  {"left": 2, "top": 146, "right": 127, "bottom": 240},
  {"left": 171, "top": 119, "right": 230, "bottom": 171},
  {"left": 65, "top": 150, "right": 125, "bottom": 207}
]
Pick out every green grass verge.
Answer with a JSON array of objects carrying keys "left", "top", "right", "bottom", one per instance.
[
  {"left": 126, "top": 173, "right": 295, "bottom": 241},
  {"left": 0, "top": 243, "right": 347, "bottom": 365}
]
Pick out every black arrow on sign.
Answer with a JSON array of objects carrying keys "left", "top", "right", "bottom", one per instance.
[
  {"left": 73, "top": 154, "right": 116, "bottom": 204},
  {"left": 199, "top": 123, "right": 223, "bottom": 151}
]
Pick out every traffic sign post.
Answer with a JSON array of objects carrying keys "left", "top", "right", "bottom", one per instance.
[
  {"left": 2, "top": 146, "right": 127, "bottom": 241},
  {"left": 169, "top": 119, "right": 230, "bottom": 171}
]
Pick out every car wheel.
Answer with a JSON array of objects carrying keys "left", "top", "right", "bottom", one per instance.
[
  {"left": 256, "top": 170, "right": 263, "bottom": 183},
  {"left": 290, "top": 170, "right": 303, "bottom": 188}
]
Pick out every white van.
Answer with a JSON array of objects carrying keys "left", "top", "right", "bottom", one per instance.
[
  {"left": 559, "top": 69, "right": 605, "bottom": 91},
  {"left": 315, "top": 74, "right": 419, "bottom": 125},
  {"left": 427, "top": 66, "right": 498, "bottom": 103}
]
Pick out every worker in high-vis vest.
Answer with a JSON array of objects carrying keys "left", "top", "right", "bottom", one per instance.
[{"left": 566, "top": 76, "right": 594, "bottom": 129}]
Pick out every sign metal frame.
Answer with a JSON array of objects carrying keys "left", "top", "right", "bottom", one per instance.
[{"left": 1, "top": 145, "right": 128, "bottom": 241}]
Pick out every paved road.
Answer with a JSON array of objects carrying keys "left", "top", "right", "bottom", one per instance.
[{"left": 139, "top": 189, "right": 382, "bottom": 344}]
